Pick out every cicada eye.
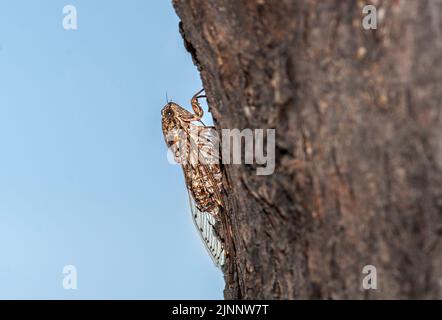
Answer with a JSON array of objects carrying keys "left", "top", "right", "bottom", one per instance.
[{"left": 163, "top": 106, "right": 173, "bottom": 117}]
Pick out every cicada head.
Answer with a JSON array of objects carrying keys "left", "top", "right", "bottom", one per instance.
[
  {"left": 161, "top": 102, "right": 194, "bottom": 147},
  {"left": 162, "top": 101, "right": 195, "bottom": 123}
]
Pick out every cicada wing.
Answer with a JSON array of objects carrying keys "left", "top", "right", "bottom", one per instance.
[
  {"left": 189, "top": 126, "right": 220, "bottom": 165},
  {"left": 187, "top": 127, "right": 224, "bottom": 207},
  {"left": 187, "top": 190, "right": 226, "bottom": 267}
]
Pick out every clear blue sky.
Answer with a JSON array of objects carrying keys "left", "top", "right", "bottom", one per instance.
[{"left": 0, "top": 0, "right": 224, "bottom": 299}]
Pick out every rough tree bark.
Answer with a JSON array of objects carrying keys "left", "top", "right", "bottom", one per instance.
[{"left": 172, "top": 0, "right": 442, "bottom": 299}]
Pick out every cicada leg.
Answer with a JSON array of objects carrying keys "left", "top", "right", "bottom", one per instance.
[{"left": 190, "top": 88, "right": 206, "bottom": 122}]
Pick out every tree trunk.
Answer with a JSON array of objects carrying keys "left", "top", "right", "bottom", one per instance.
[{"left": 172, "top": 0, "right": 442, "bottom": 299}]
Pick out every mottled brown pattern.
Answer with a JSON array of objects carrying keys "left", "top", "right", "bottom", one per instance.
[{"left": 161, "top": 92, "right": 228, "bottom": 267}]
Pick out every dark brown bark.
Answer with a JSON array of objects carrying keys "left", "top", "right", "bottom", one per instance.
[{"left": 172, "top": 0, "right": 442, "bottom": 299}]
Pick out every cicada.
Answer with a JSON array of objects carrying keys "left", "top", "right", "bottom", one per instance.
[{"left": 161, "top": 89, "right": 226, "bottom": 267}]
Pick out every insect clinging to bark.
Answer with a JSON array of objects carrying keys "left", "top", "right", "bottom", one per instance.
[{"left": 161, "top": 89, "right": 227, "bottom": 267}]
